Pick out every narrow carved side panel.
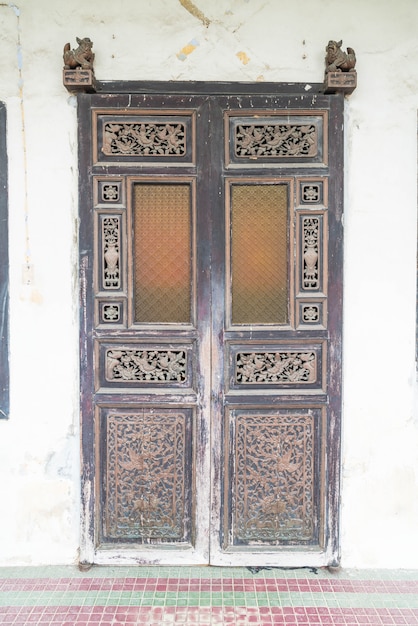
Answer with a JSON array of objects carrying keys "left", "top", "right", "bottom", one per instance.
[
  {"left": 302, "top": 216, "right": 321, "bottom": 291},
  {"left": 231, "top": 412, "right": 316, "bottom": 545},
  {"left": 104, "top": 411, "right": 191, "bottom": 542},
  {"left": 101, "top": 215, "right": 121, "bottom": 290},
  {"left": 236, "top": 351, "right": 317, "bottom": 384}
]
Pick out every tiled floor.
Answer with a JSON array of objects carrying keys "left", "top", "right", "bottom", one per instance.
[{"left": 0, "top": 565, "right": 417, "bottom": 625}]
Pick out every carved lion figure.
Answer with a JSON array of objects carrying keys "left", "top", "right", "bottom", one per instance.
[
  {"left": 63, "top": 37, "right": 95, "bottom": 70},
  {"left": 325, "top": 40, "right": 356, "bottom": 73}
]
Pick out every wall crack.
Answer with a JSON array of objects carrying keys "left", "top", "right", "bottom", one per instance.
[{"left": 178, "top": 0, "right": 210, "bottom": 27}]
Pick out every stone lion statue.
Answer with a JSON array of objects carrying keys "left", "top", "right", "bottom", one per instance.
[
  {"left": 325, "top": 40, "right": 356, "bottom": 73},
  {"left": 63, "top": 37, "right": 95, "bottom": 71}
]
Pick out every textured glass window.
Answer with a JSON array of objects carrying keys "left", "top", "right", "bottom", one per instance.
[
  {"left": 134, "top": 184, "right": 191, "bottom": 323},
  {"left": 231, "top": 184, "right": 288, "bottom": 325}
]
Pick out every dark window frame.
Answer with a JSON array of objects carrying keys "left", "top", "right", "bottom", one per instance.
[{"left": 0, "top": 102, "right": 9, "bottom": 419}]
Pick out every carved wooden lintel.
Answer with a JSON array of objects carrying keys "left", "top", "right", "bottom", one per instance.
[
  {"left": 63, "top": 68, "right": 97, "bottom": 93},
  {"left": 323, "top": 70, "right": 357, "bottom": 95}
]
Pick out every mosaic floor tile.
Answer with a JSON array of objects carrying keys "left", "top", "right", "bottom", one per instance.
[{"left": 0, "top": 567, "right": 418, "bottom": 624}]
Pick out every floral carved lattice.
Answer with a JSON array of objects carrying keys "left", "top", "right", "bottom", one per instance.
[
  {"left": 102, "top": 216, "right": 120, "bottom": 289},
  {"left": 102, "top": 303, "right": 121, "bottom": 323},
  {"left": 302, "top": 216, "right": 320, "bottom": 290},
  {"left": 236, "top": 351, "right": 317, "bottom": 384},
  {"left": 102, "top": 183, "right": 120, "bottom": 202},
  {"left": 301, "top": 304, "right": 320, "bottom": 324},
  {"left": 105, "top": 412, "right": 190, "bottom": 541},
  {"left": 103, "top": 122, "right": 186, "bottom": 156},
  {"left": 301, "top": 183, "right": 322, "bottom": 204},
  {"left": 233, "top": 413, "right": 315, "bottom": 544},
  {"left": 235, "top": 123, "right": 317, "bottom": 158},
  {"left": 106, "top": 349, "right": 187, "bottom": 382}
]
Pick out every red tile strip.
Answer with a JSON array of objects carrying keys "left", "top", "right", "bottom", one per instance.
[
  {"left": 1, "top": 576, "right": 418, "bottom": 594},
  {"left": 1, "top": 606, "right": 418, "bottom": 625}
]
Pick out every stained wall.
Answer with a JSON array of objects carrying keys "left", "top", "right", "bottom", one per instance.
[{"left": 0, "top": 0, "right": 417, "bottom": 567}]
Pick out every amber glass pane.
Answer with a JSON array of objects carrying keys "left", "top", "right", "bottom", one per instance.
[
  {"left": 134, "top": 184, "right": 191, "bottom": 323},
  {"left": 231, "top": 184, "right": 288, "bottom": 324}
]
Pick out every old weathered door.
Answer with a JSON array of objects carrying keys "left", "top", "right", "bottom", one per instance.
[{"left": 78, "top": 84, "right": 343, "bottom": 568}]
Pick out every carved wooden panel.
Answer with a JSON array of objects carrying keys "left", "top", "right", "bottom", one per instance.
[
  {"left": 236, "top": 123, "right": 317, "bottom": 158},
  {"left": 98, "top": 214, "right": 123, "bottom": 292},
  {"left": 101, "top": 409, "right": 193, "bottom": 542},
  {"left": 97, "top": 299, "right": 126, "bottom": 326},
  {"left": 228, "top": 410, "right": 321, "bottom": 546},
  {"left": 228, "top": 342, "right": 325, "bottom": 391},
  {"left": 96, "top": 341, "right": 194, "bottom": 389},
  {"left": 225, "top": 111, "right": 327, "bottom": 166},
  {"left": 93, "top": 111, "right": 196, "bottom": 165},
  {"left": 296, "top": 300, "right": 327, "bottom": 329},
  {"left": 106, "top": 349, "right": 187, "bottom": 383},
  {"left": 296, "top": 178, "right": 328, "bottom": 208},
  {"left": 94, "top": 178, "right": 125, "bottom": 207},
  {"left": 297, "top": 213, "right": 327, "bottom": 295}
]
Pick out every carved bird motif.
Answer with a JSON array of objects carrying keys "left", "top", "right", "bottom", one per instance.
[
  {"left": 276, "top": 450, "right": 299, "bottom": 473},
  {"left": 134, "top": 124, "right": 155, "bottom": 146},
  {"left": 119, "top": 449, "right": 149, "bottom": 472},
  {"left": 132, "top": 494, "right": 159, "bottom": 513},
  {"left": 131, "top": 353, "right": 157, "bottom": 373},
  {"left": 266, "top": 126, "right": 293, "bottom": 147},
  {"left": 261, "top": 495, "right": 287, "bottom": 516},
  {"left": 238, "top": 125, "right": 256, "bottom": 149},
  {"left": 166, "top": 124, "right": 183, "bottom": 147}
]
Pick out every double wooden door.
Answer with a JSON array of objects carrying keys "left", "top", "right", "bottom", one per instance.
[{"left": 78, "top": 85, "right": 343, "bottom": 567}]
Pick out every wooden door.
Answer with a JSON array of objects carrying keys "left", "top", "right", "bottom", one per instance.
[{"left": 78, "top": 85, "right": 344, "bottom": 568}]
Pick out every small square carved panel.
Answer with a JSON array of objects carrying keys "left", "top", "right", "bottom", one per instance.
[
  {"left": 97, "top": 300, "right": 125, "bottom": 326},
  {"left": 101, "top": 409, "right": 193, "bottom": 543},
  {"left": 227, "top": 409, "right": 322, "bottom": 546},
  {"left": 296, "top": 178, "right": 328, "bottom": 208},
  {"left": 298, "top": 302, "right": 324, "bottom": 327},
  {"left": 101, "top": 181, "right": 122, "bottom": 205}
]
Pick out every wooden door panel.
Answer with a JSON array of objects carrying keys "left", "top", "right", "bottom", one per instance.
[
  {"left": 99, "top": 407, "right": 194, "bottom": 545},
  {"left": 78, "top": 87, "right": 343, "bottom": 567},
  {"left": 210, "top": 95, "right": 342, "bottom": 567},
  {"left": 225, "top": 407, "right": 324, "bottom": 547}
]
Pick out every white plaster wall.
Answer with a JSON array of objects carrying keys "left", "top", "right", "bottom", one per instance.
[{"left": 0, "top": 0, "right": 416, "bottom": 567}]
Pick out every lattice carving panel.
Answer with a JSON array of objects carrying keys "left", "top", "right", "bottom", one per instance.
[
  {"left": 235, "top": 123, "right": 317, "bottom": 158},
  {"left": 230, "top": 412, "right": 317, "bottom": 545},
  {"left": 231, "top": 184, "right": 288, "bottom": 325},
  {"left": 235, "top": 350, "right": 317, "bottom": 384},
  {"left": 94, "top": 112, "right": 195, "bottom": 165},
  {"left": 103, "top": 410, "right": 192, "bottom": 542},
  {"left": 104, "top": 121, "right": 186, "bottom": 157},
  {"left": 226, "top": 113, "right": 326, "bottom": 166},
  {"left": 105, "top": 348, "right": 187, "bottom": 383}
]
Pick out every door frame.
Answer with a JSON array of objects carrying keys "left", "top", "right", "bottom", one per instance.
[{"left": 77, "top": 82, "right": 344, "bottom": 568}]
